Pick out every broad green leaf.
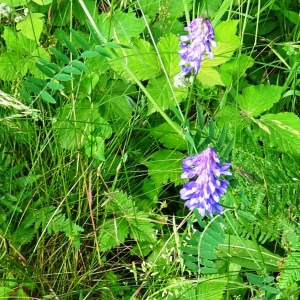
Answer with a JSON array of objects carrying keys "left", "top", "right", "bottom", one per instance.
[
  {"left": 202, "top": 20, "right": 240, "bottom": 68},
  {"left": 99, "top": 80, "right": 135, "bottom": 124},
  {"left": 238, "top": 85, "right": 285, "bottom": 117},
  {"left": 85, "top": 136, "right": 105, "bottom": 160},
  {"left": 0, "top": 52, "right": 27, "bottom": 80},
  {"left": 2, "top": 0, "right": 28, "bottom": 6},
  {"left": 157, "top": 33, "right": 181, "bottom": 77},
  {"left": 259, "top": 112, "right": 300, "bottom": 154},
  {"left": 16, "top": 13, "right": 45, "bottom": 41},
  {"left": 144, "top": 150, "right": 185, "bottom": 187},
  {"left": 26, "top": 46, "right": 51, "bottom": 79},
  {"left": 128, "top": 212, "right": 157, "bottom": 242},
  {"left": 220, "top": 54, "right": 254, "bottom": 87},
  {"left": 2, "top": 26, "right": 36, "bottom": 54},
  {"left": 146, "top": 76, "right": 187, "bottom": 114},
  {"left": 150, "top": 122, "right": 186, "bottom": 150},
  {"left": 217, "top": 235, "right": 281, "bottom": 272},
  {"left": 53, "top": 99, "right": 102, "bottom": 150},
  {"left": 96, "top": 9, "right": 146, "bottom": 41},
  {"left": 197, "top": 67, "right": 224, "bottom": 87},
  {"left": 106, "top": 190, "right": 136, "bottom": 215},
  {"left": 98, "top": 218, "right": 129, "bottom": 252},
  {"left": 136, "top": 0, "right": 159, "bottom": 18},
  {"left": 32, "top": 0, "right": 52, "bottom": 4},
  {"left": 109, "top": 38, "right": 161, "bottom": 81}
]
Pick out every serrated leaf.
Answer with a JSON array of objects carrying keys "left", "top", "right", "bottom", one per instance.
[
  {"left": 150, "top": 122, "right": 186, "bottom": 150},
  {"left": 259, "top": 112, "right": 300, "bottom": 154},
  {"left": 238, "top": 85, "right": 285, "bottom": 117},
  {"left": 144, "top": 150, "right": 185, "bottom": 187},
  {"left": 99, "top": 80, "right": 135, "bottom": 124},
  {"left": 146, "top": 76, "right": 187, "bottom": 114},
  {"left": 110, "top": 38, "right": 161, "bottom": 81},
  {"left": 129, "top": 213, "right": 157, "bottom": 242},
  {"left": 96, "top": 9, "right": 146, "bottom": 41},
  {"left": 157, "top": 33, "right": 181, "bottom": 77},
  {"left": 16, "top": 13, "right": 44, "bottom": 41},
  {"left": 202, "top": 20, "right": 240, "bottom": 68},
  {"left": 220, "top": 54, "right": 254, "bottom": 86},
  {"left": 53, "top": 99, "right": 101, "bottom": 150},
  {"left": 0, "top": 52, "right": 27, "bottom": 80},
  {"left": 98, "top": 218, "right": 129, "bottom": 252},
  {"left": 197, "top": 66, "right": 225, "bottom": 86}
]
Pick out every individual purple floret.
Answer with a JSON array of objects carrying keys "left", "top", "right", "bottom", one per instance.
[
  {"left": 179, "top": 147, "right": 231, "bottom": 217},
  {"left": 174, "top": 17, "right": 217, "bottom": 86}
]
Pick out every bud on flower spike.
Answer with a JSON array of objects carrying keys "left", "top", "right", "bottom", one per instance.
[{"left": 179, "top": 148, "right": 231, "bottom": 218}]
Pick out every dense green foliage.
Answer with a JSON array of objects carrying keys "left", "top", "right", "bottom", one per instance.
[{"left": 0, "top": 0, "right": 299, "bottom": 299}]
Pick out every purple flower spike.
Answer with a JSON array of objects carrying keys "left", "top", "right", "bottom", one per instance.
[
  {"left": 179, "top": 148, "right": 231, "bottom": 218},
  {"left": 174, "top": 17, "right": 217, "bottom": 87}
]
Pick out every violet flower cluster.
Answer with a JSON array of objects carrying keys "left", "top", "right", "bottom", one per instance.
[
  {"left": 174, "top": 17, "right": 217, "bottom": 87},
  {"left": 179, "top": 148, "right": 231, "bottom": 217}
]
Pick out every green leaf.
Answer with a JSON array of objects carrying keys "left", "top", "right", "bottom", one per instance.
[
  {"left": 47, "top": 80, "right": 65, "bottom": 90},
  {"left": 85, "top": 136, "right": 105, "bottom": 160},
  {"left": 217, "top": 235, "right": 281, "bottom": 272},
  {"left": 96, "top": 9, "right": 146, "bottom": 41},
  {"left": 49, "top": 47, "right": 70, "bottom": 64},
  {"left": 53, "top": 99, "right": 102, "bottom": 150},
  {"left": 128, "top": 212, "right": 157, "bottom": 242},
  {"left": 259, "top": 112, "right": 300, "bottom": 154},
  {"left": 0, "top": 52, "right": 27, "bottom": 80},
  {"left": 202, "top": 20, "right": 240, "bottom": 68},
  {"left": 150, "top": 122, "right": 186, "bottom": 150},
  {"left": 71, "top": 60, "right": 89, "bottom": 72},
  {"left": 238, "top": 85, "right": 285, "bottom": 117},
  {"left": 54, "top": 73, "right": 74, "bottom": 81},
  {"left": 146, "top": 76, "right": 187, "bottom": 115},
  {"left": 61, "top": 65, "right": 82, "bottom": 75},
  {"left": 16, "top": 13, "right": 44, "bottom": 41},
  {"left": 110, "top": 38, "right": 161, "bottom": 81},
  {"left": 197, "top": 67, "right": 224, "bottom": 87},
  {"left": 144, "top": 150, "right": 185, "bottom": 188},
  {"left": 81, "top": 50, "right": 100, "bottom": 58},
  {"left": 99, "top": 80, "right": 135, "bottom": 124},
  {"left": 26, "top": 47, "right": 51, "bottom": 79},
  {"left": 40, "top": 90, "right": 56, "bottom": 104},
  {"left": 70, "top": 29, "right": 91, "bottom": 50},
  {"left": 98, "top": 218, "right": 129, "bottom": 252},
  {"left": 32, "top": 0, "right": 53, "bottom": 4},
  {"left": 220, "top": 54, "right": 254, "bottom": 87},
  {"left": 157, "top": 33, "right": 181, "bottom": 77}
]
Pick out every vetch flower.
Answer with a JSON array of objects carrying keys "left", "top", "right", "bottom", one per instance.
[
  {"left": 175, "top": 17, "right": 217, "bottom": 83},
  {"left": 179, "top": 147, "right": 231, "bottom": 217}
]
